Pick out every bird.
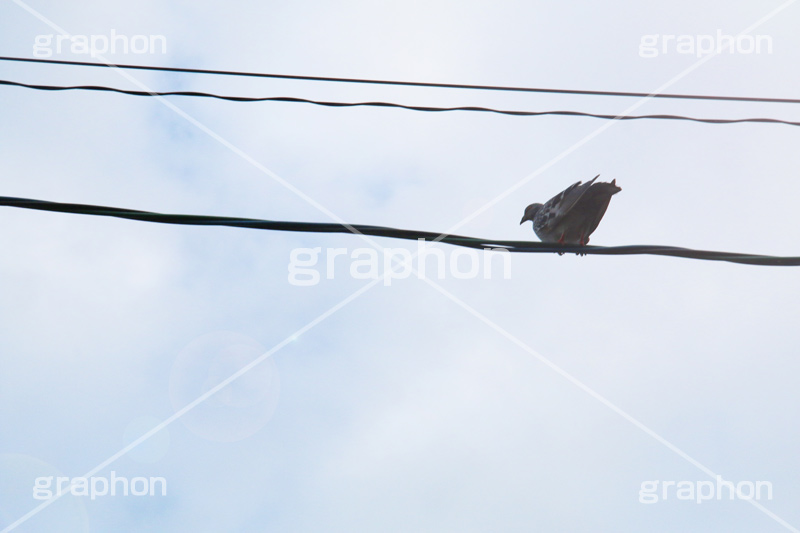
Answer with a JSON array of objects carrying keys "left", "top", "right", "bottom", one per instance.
[{"left": 520, "top": 175, "right": 621, "bottom": 246}]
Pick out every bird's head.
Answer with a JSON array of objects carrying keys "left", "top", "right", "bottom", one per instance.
[{"left": 520, "top": 203, "right": 543, "bottom": 225}]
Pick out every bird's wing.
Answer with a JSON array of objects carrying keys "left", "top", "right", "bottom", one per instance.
[
  {"left": 572, "top": 179, "right": 621, "bottom": 237},
  {"left": 542, "top": 175, "right": 599, "bottom": 220}
]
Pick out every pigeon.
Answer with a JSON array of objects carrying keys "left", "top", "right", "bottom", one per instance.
[{"left": 520, "top": 175, "right": 621, "bottom": 246}]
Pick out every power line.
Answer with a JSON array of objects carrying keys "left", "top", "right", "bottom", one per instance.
[
  {"left": 2, "top": 55, "right": 799, "bottom": 105},
  {"left": 2, "top": 195, "right": 798, "bottom": 266},
  {"left": 4, "top": 79, "right": 799, "bottom": 127}
]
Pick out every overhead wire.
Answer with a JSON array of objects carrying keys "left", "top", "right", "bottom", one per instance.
[
  {"left": 2, "top": 79, "right": 799, "bottom": 127},
  {"left": 2, "top": 196, "right": 799, "bottom": 267},
  {"left": 2, "top": 55, "right": 800, "bottom": 104},
  {"left": 4, "top": 57, "right": 798, "bottom": 265}
]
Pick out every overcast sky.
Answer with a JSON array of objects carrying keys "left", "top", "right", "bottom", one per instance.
[{"left": 2, "top": 0, "right": 800, "bottom": 531}]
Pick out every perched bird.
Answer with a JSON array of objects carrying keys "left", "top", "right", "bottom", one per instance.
[{"left": 520, "top": 175, "right": 621, "bottom": 246}]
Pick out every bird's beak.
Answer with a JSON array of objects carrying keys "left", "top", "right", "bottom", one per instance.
[{"left": 519, "top": 216, "right": 528, "bottom": 225}]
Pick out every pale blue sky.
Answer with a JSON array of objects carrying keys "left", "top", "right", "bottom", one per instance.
[{"left": 2, "top": 0, "right": 800, "bottom": 531}]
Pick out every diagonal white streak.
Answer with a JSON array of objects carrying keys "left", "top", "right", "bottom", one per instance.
[
  {"left": 419, "top": 278, "right": 799, "bottom": 532},
  {"left": 11, "top": 2, "right": 391, "bottom": 256},
  {"left": 4, "top": 0, "right": 797, "bottom": 531},
  {"left": 0, "top": 276, "right": 384, "bottom": 533},
  {"left": 442, "top": 0, "right": 798, "bottom": 236}
]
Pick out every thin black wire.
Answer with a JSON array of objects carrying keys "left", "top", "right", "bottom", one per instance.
[
  {"left": 2, "top": 196, "right": 799, "bottom": 266},
  {"left": 2, "top": 55, "right": 799, "bottom": 104},
  {"left": 3, "top": 79, "right": 799, "bottom": 127}
]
